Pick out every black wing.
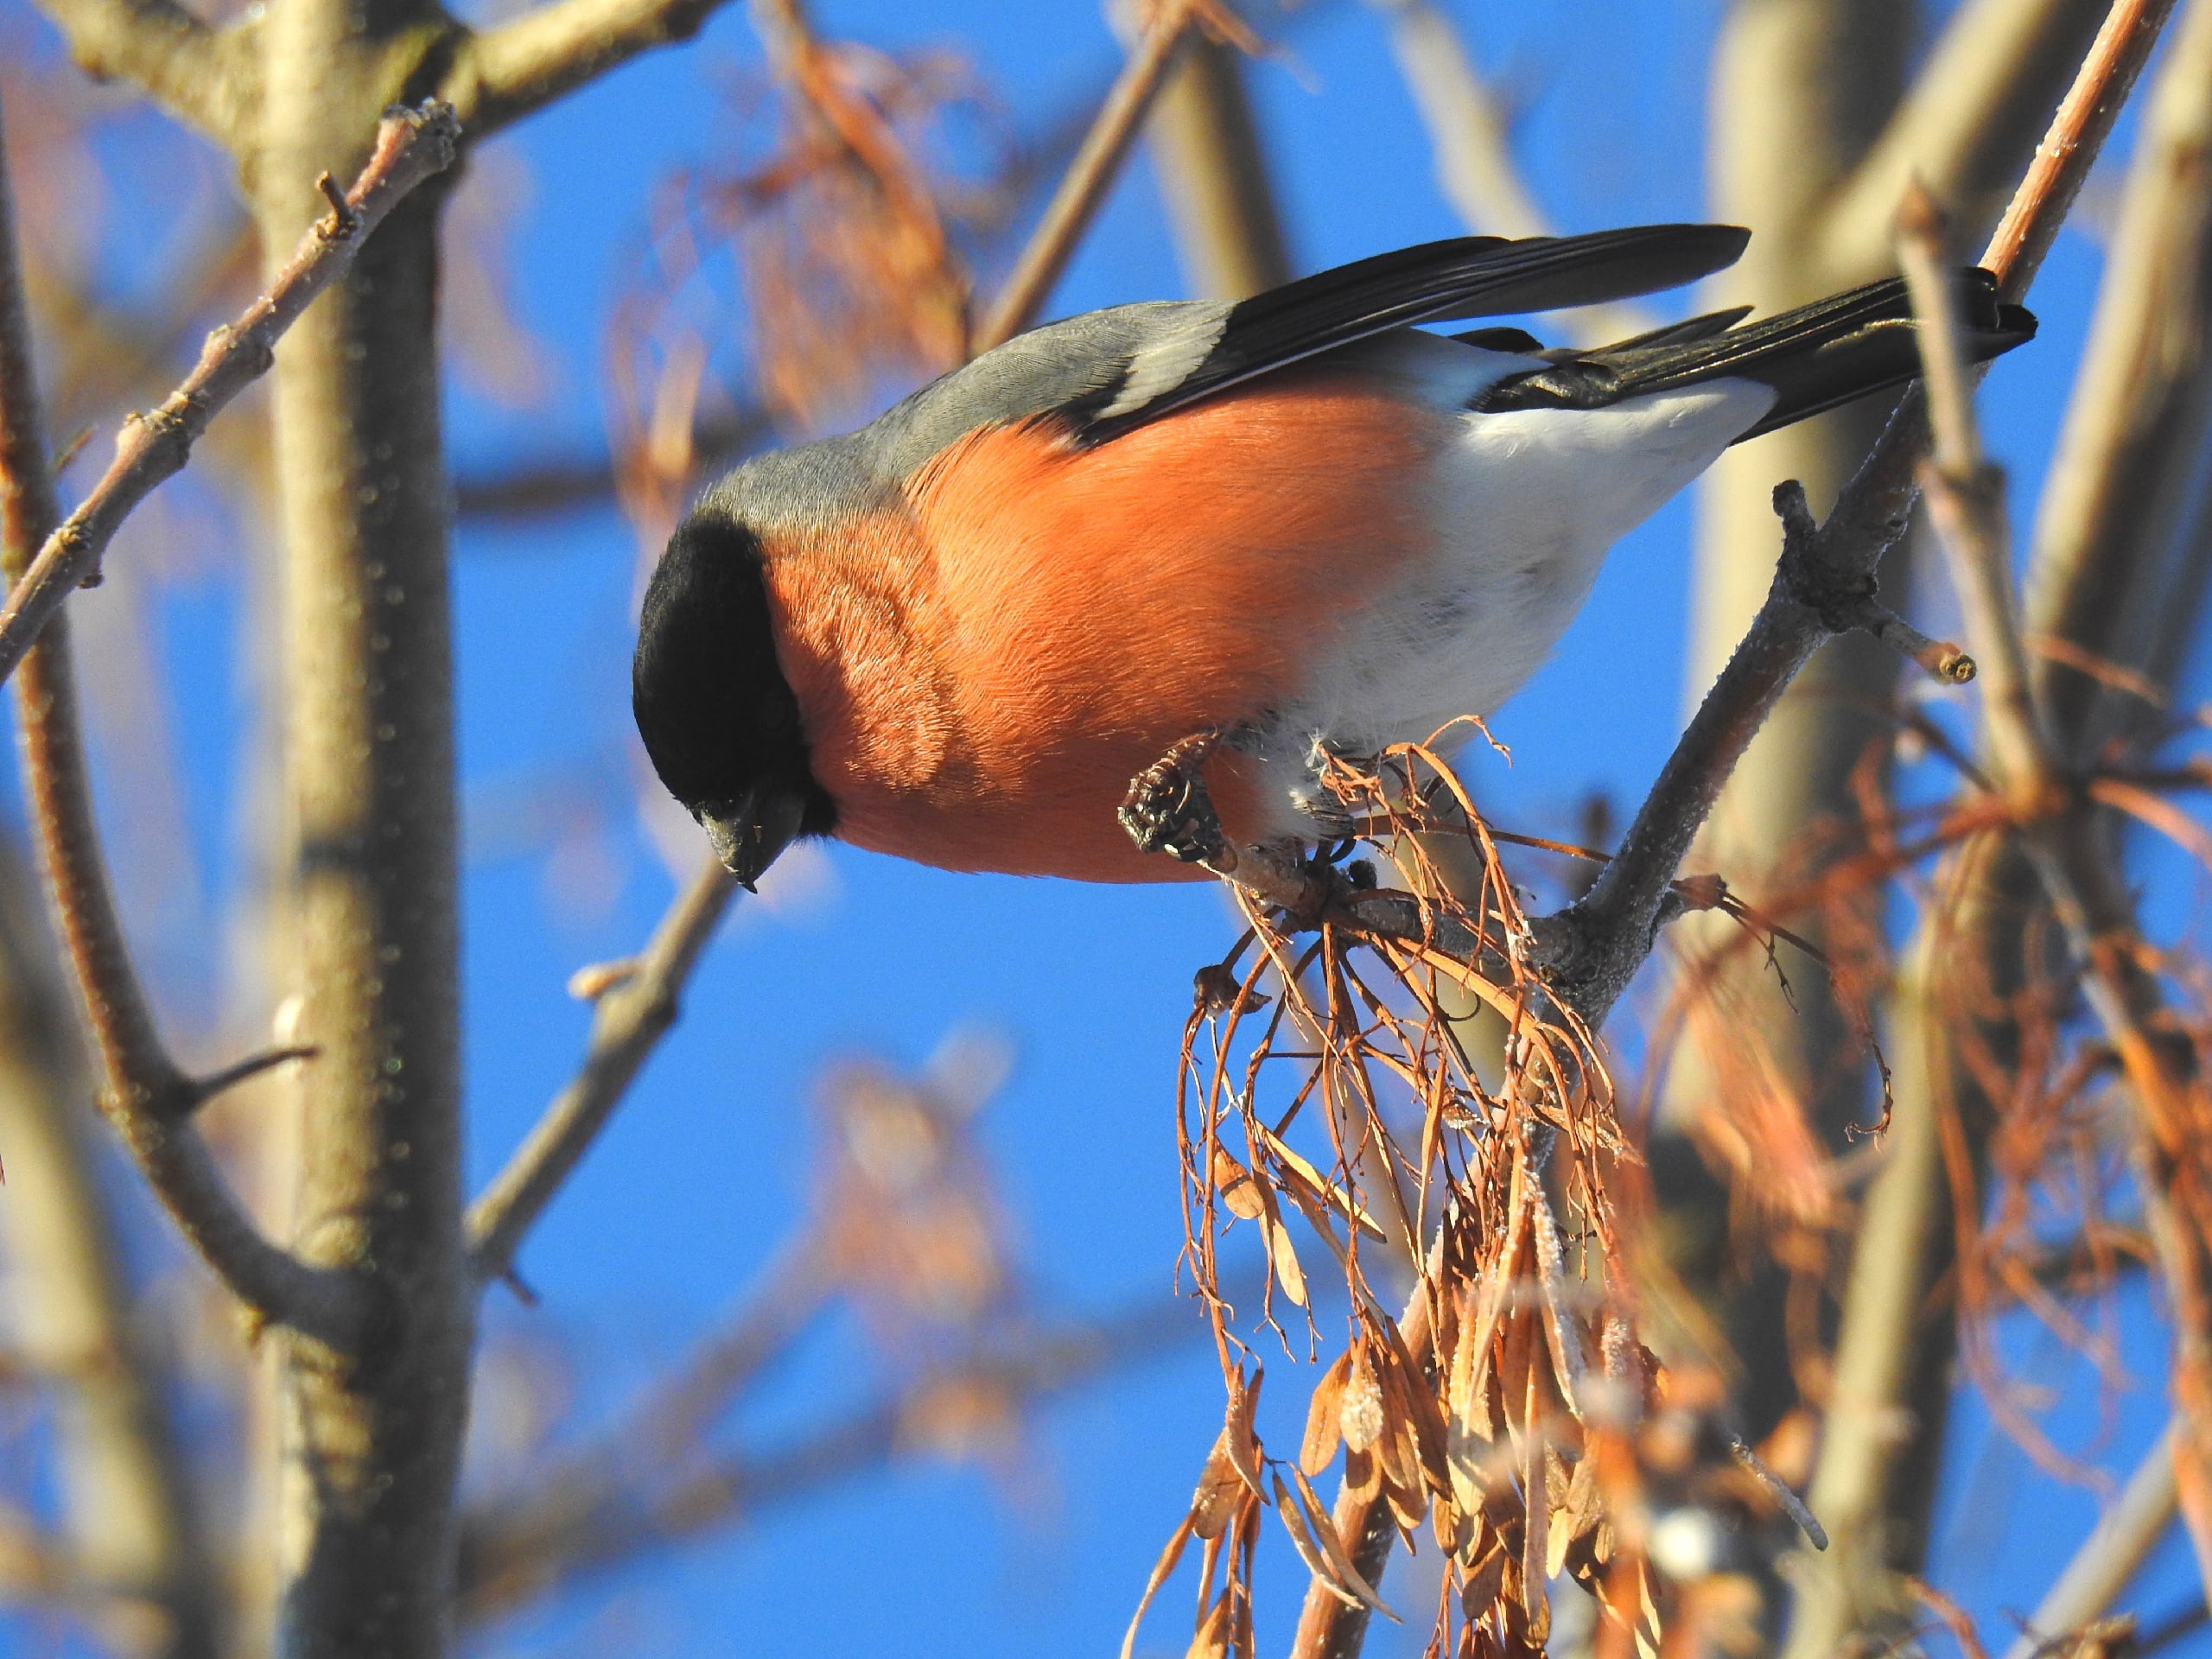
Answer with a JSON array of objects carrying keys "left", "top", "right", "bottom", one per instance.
[{"left": 1071, "top": 223, "right": 1751, "bottom": 444}]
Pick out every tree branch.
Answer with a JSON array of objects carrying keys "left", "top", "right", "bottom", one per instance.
[
  {"left": 1364, "top": 0, "right": 1656, "bottom": 346},
  {"left": 2000, "top": 1427, "right": 2180, "bottom": 1659},
  {"left": 455, "top": 1290, "right": 1205, "bottom": 1624},
  {"left": 0, "top": 100, "right": 461, "bottom": 696},
  {"left": 1905, "top": 72, "right": 2212, "bottom": 1592},
  {"left": 1142, "top": 29, "right": 1288, "bottom": 302},
  {"left": 24, "top": 0, "right": 258, "bottom": 147},
  {"left": 0, "top": 86, "right": 372, "bottom": 1349},
  {"left": 1817, "top": 0, "right": 2111, "bottom": 282},
  {"left": 0, "top": 834, "right": 217, "bottom": 1657},
  {"left": 974, "top": 0, "right": 1213, "bottom": 352},
  {"left": 454, "top": 404, "right": 773, "bottom": 525},
  {"left": 1540, "top": 0, "right": 2173, "bottom": 1026},
  {"left": 1287, "top": 4, "right": 2176, "bottom": 1648},
  {"left": 466, "top": 855, "right": 737, "bottom": 1285},
  {"left": 445, "top": 0, "right": 732, "bottom": 140},
  {"left": 2024, "top": 0, "right": 2212, "bottom": 760}
]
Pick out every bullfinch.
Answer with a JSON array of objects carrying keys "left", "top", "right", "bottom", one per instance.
[{"left": 632, "top": 225, "right": 2033, "bottom": 887}]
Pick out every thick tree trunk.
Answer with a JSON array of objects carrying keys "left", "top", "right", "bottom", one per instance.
[
  {"left": 1667, "top": 0, "right": 1914, "bottom": 1447},
  {"left": 256, "top": 4, "right": 471, "bottom": 1650}
]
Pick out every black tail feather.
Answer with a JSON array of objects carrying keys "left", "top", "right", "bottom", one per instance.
[{"left": 1474, "top": 269, "right": 2036, "bottom": 443}]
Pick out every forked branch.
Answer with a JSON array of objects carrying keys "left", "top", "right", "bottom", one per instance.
[
  {"left": 0, "top": 99, "right": 462, "bottom": 694},
  {"left": 1531, "top": 0, "right": 2173, "bottom": 1032},
  {"left": 0, "top": 88, "right": 372, "bottom": 1350}
]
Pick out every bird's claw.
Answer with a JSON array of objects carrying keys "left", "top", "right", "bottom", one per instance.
[{"left": 1120, "top": 732, "right": 1226, "bottom": 864}]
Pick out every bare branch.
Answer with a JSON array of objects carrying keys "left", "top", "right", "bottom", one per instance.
[
  {"left": 447, "top": 0, "right": 732, "bottom": 139},
  {"left": 0, "top": 87, "right": 371, "bottom": 1349},
  {"left": 23, "top": 0, "right": 257, "bottom": 146},
  {"left": 1144, "top": 31, "right": 1288, "bottom": 302},
  {"left": 456, "top": 1290, "right": 1205, "bottom": 1624},
  {"left": 466, "top": 855, "right": 737, "bottom": 1284},
  {"left": 0, "top": 836, "right": 217, "bottom": 1656},
  {"left": 454, "top": 404, "right": 773, "bottom": 525},
  {"left": 974, "top": 0, "right": 1213, "bottom": 352},
  {"left": 454, "top": 1241, "right": 829, "bottom": 1614},
  {"left": 2025, "top": 0, "right": 2212, "bottom": 756},
  {"left": 1288, "top": 10, "right": 2175, "bottom": 1648},
  {"left": 1818, "top": 0, "right": 2111, "bottom": 281},
  {"left": 2000, "top": 1427, "right": 2179, "bottom": 1659},
  {"left": 1537, "top": 0, "right": 2174, "bottom": 1024},
  {"left": 1904, "top": 82, "right": 2212, "bottom": 1595},
  {"left": 0, "top": 100, "right": 461, "bottom": 695},
  {"left": 1366, "top": 0, "right": 1656, "bottom": 345}
]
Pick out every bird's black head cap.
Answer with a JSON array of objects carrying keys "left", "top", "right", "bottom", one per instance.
[{"left": 632, "top": 509, "right": 837, "bottom": 887}]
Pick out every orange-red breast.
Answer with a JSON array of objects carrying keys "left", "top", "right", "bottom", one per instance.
[{"left": 632, "top": 226, "right": 2032, "bottom": 887}]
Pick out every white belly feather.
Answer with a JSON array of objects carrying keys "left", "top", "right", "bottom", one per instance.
[{"left": 1245, "top": 337, "right": 1776, "bottom": 835}]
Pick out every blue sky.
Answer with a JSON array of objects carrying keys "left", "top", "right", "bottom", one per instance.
[{"left": 4, "top": 0, "right": 2210, "bottom": 1653}]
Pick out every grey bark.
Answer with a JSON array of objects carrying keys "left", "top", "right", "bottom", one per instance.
[{"left": 257, "top": 4, "right": 471, "bottom": 1650}]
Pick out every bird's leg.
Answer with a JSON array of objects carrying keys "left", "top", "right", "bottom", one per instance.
[
  {"left": 1118, "top": 731, "right": 1228, "bottom": 864},
  {"left": 1120, "top": 734, "right": 1335, "bottom": 918}
]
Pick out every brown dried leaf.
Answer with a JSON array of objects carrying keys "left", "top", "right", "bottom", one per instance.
[
  {"left": 1302, "top": 1350, "right": 1352, "bottom": 1476},
  {"left": 1192, "top": 1433, "right": 1245, "bottom": 1541},
  {"left": 1281, "top": 1466, "right": 1402, "bottom": 1621},
  {"left": 1543, "top": 1449, "right": 1574, "bottom": 1581},
  {"left": 1381, "top": 1468, "right": 1427, "bottom": 1535},
  {"left": 1121, "top": 1512, "right": 1195, "bottom": 1659},
  {"left": 1262, "top": 1205, "right": 1309, "bottom": 1307},
  {"left": 1522, "top": 1438, "right": 1548, "bottom": 1644},
  {"left": 1258, "top": 1125, "right": 1385, "bottom": 1239},
  {"left": 1559, "top": 1450, "right": 1603, "bottom": 1545},
  {"left": 1432, "top": 1488, "right": 1475, "bottom": 1559},
  {"left": 1186, "top": 1591, "right": 1232, "bottom": 1659},
  {"left": 1379, "top": 1319, "right": 1452, "bottom": 1494},
  {"left": 1273, "top": 1470, "right": 1363, "bottom": 1612},
  {"left": 1224, "top": 1367, "right": 1267, "bottom": 1498},
  {"left": 1459, "top": 1536, "right": 1508, "bottom": 1621},
  {"left": 1213, "top": 1147, "right": 1266, "bottom": 1221},
  {"left": 1344, "top": 1446, "right": 1380, "bottom": 1501},
  {"left": 1342, "top": 1343, "right": 1385, "bottom": 1453}
]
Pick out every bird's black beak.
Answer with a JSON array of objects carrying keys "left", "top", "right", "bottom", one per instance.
[{"left": 697, "top": 784, "right": 807, "bottom": 892}]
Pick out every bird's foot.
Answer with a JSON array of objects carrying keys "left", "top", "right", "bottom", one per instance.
[
  {"left": 1120, "top": 732, "right": 1228, "bottom": 864},
  {"left": 1122, "top": 735, "right": 1344, "bottom": 920}
]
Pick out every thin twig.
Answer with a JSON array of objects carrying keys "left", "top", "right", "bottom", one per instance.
[
  {"left": 1527, "top": 0, "right": 2172, "bottom": 1029},
  {"left": 1903, "top": 80, "right": 2212, "bottom": 1595},
  {"left": 1142, "top": 29, "right": 1289, "bottom": 302},
  {"left": 454, "top": 1290, "right": 1205, "bottom": 1622},
  {"left": 2024, "top": 0, "right": 2212, "bottom": 760},
  {"left": 467, "top": 855, "right": 737, "bottom": 1284},
  {"left": 2000, "top": 1427, "right": 2179, "bottom": 1659},
  {"left": 1815, "top": 0, "right": 2111, "bottom": 281},
  {"left": 1365, "top": 0, "right": 1655, "bottom": 346},
  {"left": 973, "top": 1, "right": 1208, "bottom": 351},
  {"left": 0, "top": 91, "right": 372, "bottom": 1346},
  {"left": 0, "top": 99, "right": 461, "bottom": 693}
]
